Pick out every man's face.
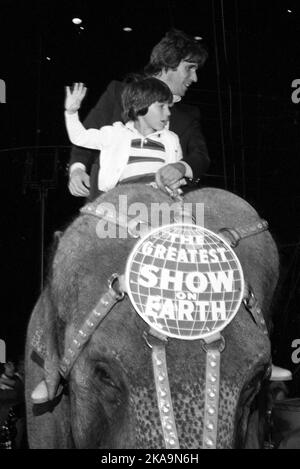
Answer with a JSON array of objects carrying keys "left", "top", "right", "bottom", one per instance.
[
  {"left": 142, "top": 101, "right": 171, "bottom": 132},
  {"left": 164, "top": 60, "right": 198, "bottom": 97}
]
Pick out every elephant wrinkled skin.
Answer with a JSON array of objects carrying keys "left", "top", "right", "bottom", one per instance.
[{"left": 25, "top": 185, "right": 279, "bottom": 448}]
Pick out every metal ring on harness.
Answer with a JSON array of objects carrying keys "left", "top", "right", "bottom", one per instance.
[
  {"left": 107, "top": 273, "right": 125, "bottom": 300},
  {"left": 202, "top": 335, "right": 226, "bottom": 354}
]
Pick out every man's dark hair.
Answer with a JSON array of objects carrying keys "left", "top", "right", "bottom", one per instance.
[
  {"left": 144, "top": 29, "right": 208, "bottom": 76},
  {"left": 122, "top": 75, "right": 173, "bottom": 121}
]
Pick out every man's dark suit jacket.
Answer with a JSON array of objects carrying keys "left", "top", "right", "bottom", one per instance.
[{"left": 69, "top": 80, "right": 210, "bottom": 201}]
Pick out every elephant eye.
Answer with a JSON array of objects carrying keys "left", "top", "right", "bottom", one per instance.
[{"left": 95, "top": 363, "right": 117, "bottom": 389}]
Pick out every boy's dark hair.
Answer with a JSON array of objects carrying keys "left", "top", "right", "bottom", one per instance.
[
  {"left": 122, "top": 75, "right": 173, "bottom": 121},
  {"left": 144, "top": 29, "right": 208, "bottom": 76}
]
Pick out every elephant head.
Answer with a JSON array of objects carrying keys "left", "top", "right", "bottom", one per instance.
[{"left": 25, "top": 185, "right": 279, "bottom": 448}]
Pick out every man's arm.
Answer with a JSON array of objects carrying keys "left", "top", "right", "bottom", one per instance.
[
  {"left": 171, "top": 104, "right": 210, "bottom": 180},
  {"left": 186, "top": 116, "right": 210, "bottom": 179}
]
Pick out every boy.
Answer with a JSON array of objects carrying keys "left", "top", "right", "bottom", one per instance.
[
  {"left": 30, "top": 77, "right": 193, "bottom": 405},
  {"left": 65, "top": 77, "right": 193, "bottom": 194}
]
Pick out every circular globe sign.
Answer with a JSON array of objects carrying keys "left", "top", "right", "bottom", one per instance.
[{"left": 125, "top": 223, "right": 244, "bottom": 340}]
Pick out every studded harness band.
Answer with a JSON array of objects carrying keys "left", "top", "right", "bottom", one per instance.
[{"left": 59, "top": 274, "right": 125, "bottom": 379}]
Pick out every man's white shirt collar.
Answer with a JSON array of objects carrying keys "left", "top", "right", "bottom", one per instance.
[{"left": 173, "top": 95, "right": 181, "bottom": 103}]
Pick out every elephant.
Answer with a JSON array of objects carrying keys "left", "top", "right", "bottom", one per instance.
[{"left": 25, "top": 184, "right": 279, "bottom": 449}]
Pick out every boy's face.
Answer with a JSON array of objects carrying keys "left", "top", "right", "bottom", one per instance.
[
  {"left": 141, "top": 101, "right": 171, "bottom": 132},
  {"left": 164, "top": 60, "right": 198, "bottom": 97}
]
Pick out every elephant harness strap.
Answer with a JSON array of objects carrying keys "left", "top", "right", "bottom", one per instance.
[
  {"left": 143, "top": 327, "right": 226, "bottom": 449},
  {"left": 143, "top": 328, "right": 180, "bottom": 449},
  {"left": 59, "top": 274, "right": 125, "bottom": 378},
  {"left": 80, "top": 202, "right": 268, "bottom": 243},
  {"left": 142, "top": 286, "right": 268, "bottom": 450}
]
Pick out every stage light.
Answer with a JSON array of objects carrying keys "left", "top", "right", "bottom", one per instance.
[
  {"left": 72, "top": 18, "right": 82, "bottom": 25},
  {"left": 194, "top": 36, "right": 203, "bottom": 41},
  {"left": 46, "top": 57, "right": 51, "bottom": 61},
  {"left": 287, "top": 9, "right": 292, "bottom": 13},
  {"left": 123, "top": 27, "right": 133, "bottom": 32},
  {"left": 80, "top": 26, "right": 84, "bottom": 30}
]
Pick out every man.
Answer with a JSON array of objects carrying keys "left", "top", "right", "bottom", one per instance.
[{"left": 68, "top": 29, "right": 210, "bottom": 201}]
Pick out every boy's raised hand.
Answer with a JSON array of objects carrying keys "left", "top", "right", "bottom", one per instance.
[{"left": 65, "top": 82, "right": 87, "bottom": 114}]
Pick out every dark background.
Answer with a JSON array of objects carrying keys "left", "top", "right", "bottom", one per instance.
[{"left": 0, "top": 0, "right": 299, "bottom": 382}]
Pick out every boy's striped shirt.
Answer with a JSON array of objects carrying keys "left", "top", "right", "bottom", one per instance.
[{"left": 119, "top": 135, "right": 166, "bottom": 182}]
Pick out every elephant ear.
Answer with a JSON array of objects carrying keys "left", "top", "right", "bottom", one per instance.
[
  {"left": 29, "top": 286, "right": 62, "bottom": 401},
  {"left": 25, "top": 287, "right": 72, "bottom": 448}
]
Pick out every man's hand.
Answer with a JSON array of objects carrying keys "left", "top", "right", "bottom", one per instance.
[
  {"left": 69, "top": 167, "right": 90, "bottom": 197},
  {"left": 65, "top": 82, "right": 87, "bottom": 114},
  {"left": 156, "top": 163, "right": 186, "bottom": 195}
]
